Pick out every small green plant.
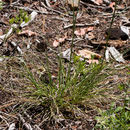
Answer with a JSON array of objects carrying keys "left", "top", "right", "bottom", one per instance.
[
  {"left": 95, "top": 83, "right": 130, "bottom": 130},
  {"left": 0, "top": 1, "right": 4, "bottom": 10},
  {"left": 9, "top": 10, "right": 30, "bottom": 33},
  {"left": 9, "top": 9, "right": 30, "bottom": 25}
]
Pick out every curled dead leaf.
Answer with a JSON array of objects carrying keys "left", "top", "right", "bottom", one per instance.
[
  {"left": 76, "top": 49, "right": 101, "bottom": 59},
  {"left": 109, "top": 2, "right": 115, "bottom": 11},
  {"left": 76, "top": 49, "right": 101, "bottom": 64},
  {"left": 53, "top": 33, "right": 67, "bottom": 47},
  {"left": 92, "top": 0, "right": 103, "bottom": 5},
  {"left": 74, "top": 28, "right": 87, "bottom": 36},
  {"left": 74, "top": 27, "right": 94, "bottom": 36},
  {"left": 18, "top": 30, "right": 37, "bottom": 37},
  {"left": 0, "top": 29, "right": 3, "bottom": 36},
  {"left": 85, "top": 32, "right": 95, "bottom": 40},
  {"left": 53, "top": 40, "right": 60, "bottom": 47}
]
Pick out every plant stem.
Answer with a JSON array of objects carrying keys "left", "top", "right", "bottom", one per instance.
[{"left": 67, "top": 3, "right": 77, "bottom": 83}]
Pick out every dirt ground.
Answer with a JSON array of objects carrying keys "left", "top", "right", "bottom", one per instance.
[{"left": 0, "top": 0, "right": 130, "bottom": 129}]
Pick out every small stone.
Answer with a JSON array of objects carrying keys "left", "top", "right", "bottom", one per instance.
[
  {"left": 0, "top": 57, "right": 4, "bottom": 62},
  {"left": 105, "top": 28, "right": 128, "bottom": 40}
]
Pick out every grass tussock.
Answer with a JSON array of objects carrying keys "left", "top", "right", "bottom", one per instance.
[{"left": 24, "top": 55, "right": 108, "bottom": 117}]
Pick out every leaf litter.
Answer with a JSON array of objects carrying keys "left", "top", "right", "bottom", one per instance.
[{"left": 0, "top": 0, "right": 129, "bottom": 129}]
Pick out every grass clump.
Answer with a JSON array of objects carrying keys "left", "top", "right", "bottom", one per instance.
[
  {"left": 23, "top": 1, "right": 108, "bottom": 120},
  {"left": 25, "top": 55, "right": 107, "bottom": 119}
]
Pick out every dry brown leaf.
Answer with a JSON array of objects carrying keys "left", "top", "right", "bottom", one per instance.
[
  {"left": 109, "top": 2, "right": 115, "bottom": 11},
  {"left": 92, "top": 0, "right": 103, "bottom": 5},
  {"left": 74, "top": 27, "right": 94, "bottom": 36},
  {"left": 18, "top": 30, "right": 37, "bottom": 36},
  {"left": 53, "top": 33, "right": 67, "bottom": 47},
  {"left": 87, "top": 26, "right": 94, "bottom": 32},
  {"left": 76, "top": 49, "right": 101, "bottom": 59},
  {"left": 53, "top": 40, "right": 60, "bottom": 47},
  {"left": 0, "top": 29, "right": 3, "bottom": 36},
  {"left": 86, "top": 32, "right": 95, "bottom": 40},
  {"left": 96, "top": 0, "right": 103, "bottom": 5},
  {"left": 74, "top": 28, "right": 87, "bottom": 36}
]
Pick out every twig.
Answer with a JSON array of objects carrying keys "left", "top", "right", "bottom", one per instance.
[
  {"left": 10, "top": 42, "right": 23, "bottom": 55},
  {"left": 0, "top": 115, "right": 9, "bottom": 127},
  {"left": 10, "top": 5, "right": 49, "bottom": 15},
  {"left": 18, "top": 114, "right": 33, "bottom": 130},
  {"left": 0, "top": 24, "right": 17, "bottom": 41},
  {"left": 8, "top": 123, "right": 15, "bottom": 130},
  {"left": 40, "top": 2, "right": 69, "bottom": 16},
  {"left": 10, "top": 0, "right": 20, "bottom": 5},
  {"left": 45, "top": 0, "right": 51, "bottom": 7},
  {"left": 23, "top": 110, "right": 32, "bottom": 121},
  {"left": 0, "top": 101, "right": 17, "bottom": 110},
  {"left": 34, "top": 125, "right": 42, "bottom": 130},
  {"left": 38, "top": 113, "right": 49, "bottom": 127},
  {"left": 80, "top": 1, "right": 106, "bottom": 9},
  {"left": 51, "top": 16, "right": 69, "bottom": 22},
  {"left": 64, "top": 22, "right": 99, "bottom": 29},
  {"left": 0, "top": 111, "right": 17, "bottom": 119}
]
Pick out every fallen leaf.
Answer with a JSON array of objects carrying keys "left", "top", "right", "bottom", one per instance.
[
  {"left": 91, "top": 0, "right": 103, "bottom": 5},
  {"left": 109, "top": 2, "right": 115, "bottom": 11},
  {"left": 85, "top": 32, "right": 95, "bottom": 40},
  {"left": 95, "top": 0, "right": 103, "bottom": 5},
  {"left": 76, "top": 49, "right": 101, "bottom": 59},
  {"left": 0, "top": 29, "right": 3, "bottom": 36},
  {"left": 53, "top": 40, "right": 60, "bottom": 47},
  {"left": 74, "top": 28, "right": 87, "bottom": 36},
  {"left": 87, "top": 26, "right": 94, "bottom": 32},
  {"left": 53, "top": 33, "right": 67, "bottom": 47},
  {"left": 74, "top": 27, "right": 94, "bottom": 36},
  {"left": 59, "top": 37, "right": 66, "bottom": 43},
  {"left": 18, "top": 30, "right": 37, "bottom": 36}
]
